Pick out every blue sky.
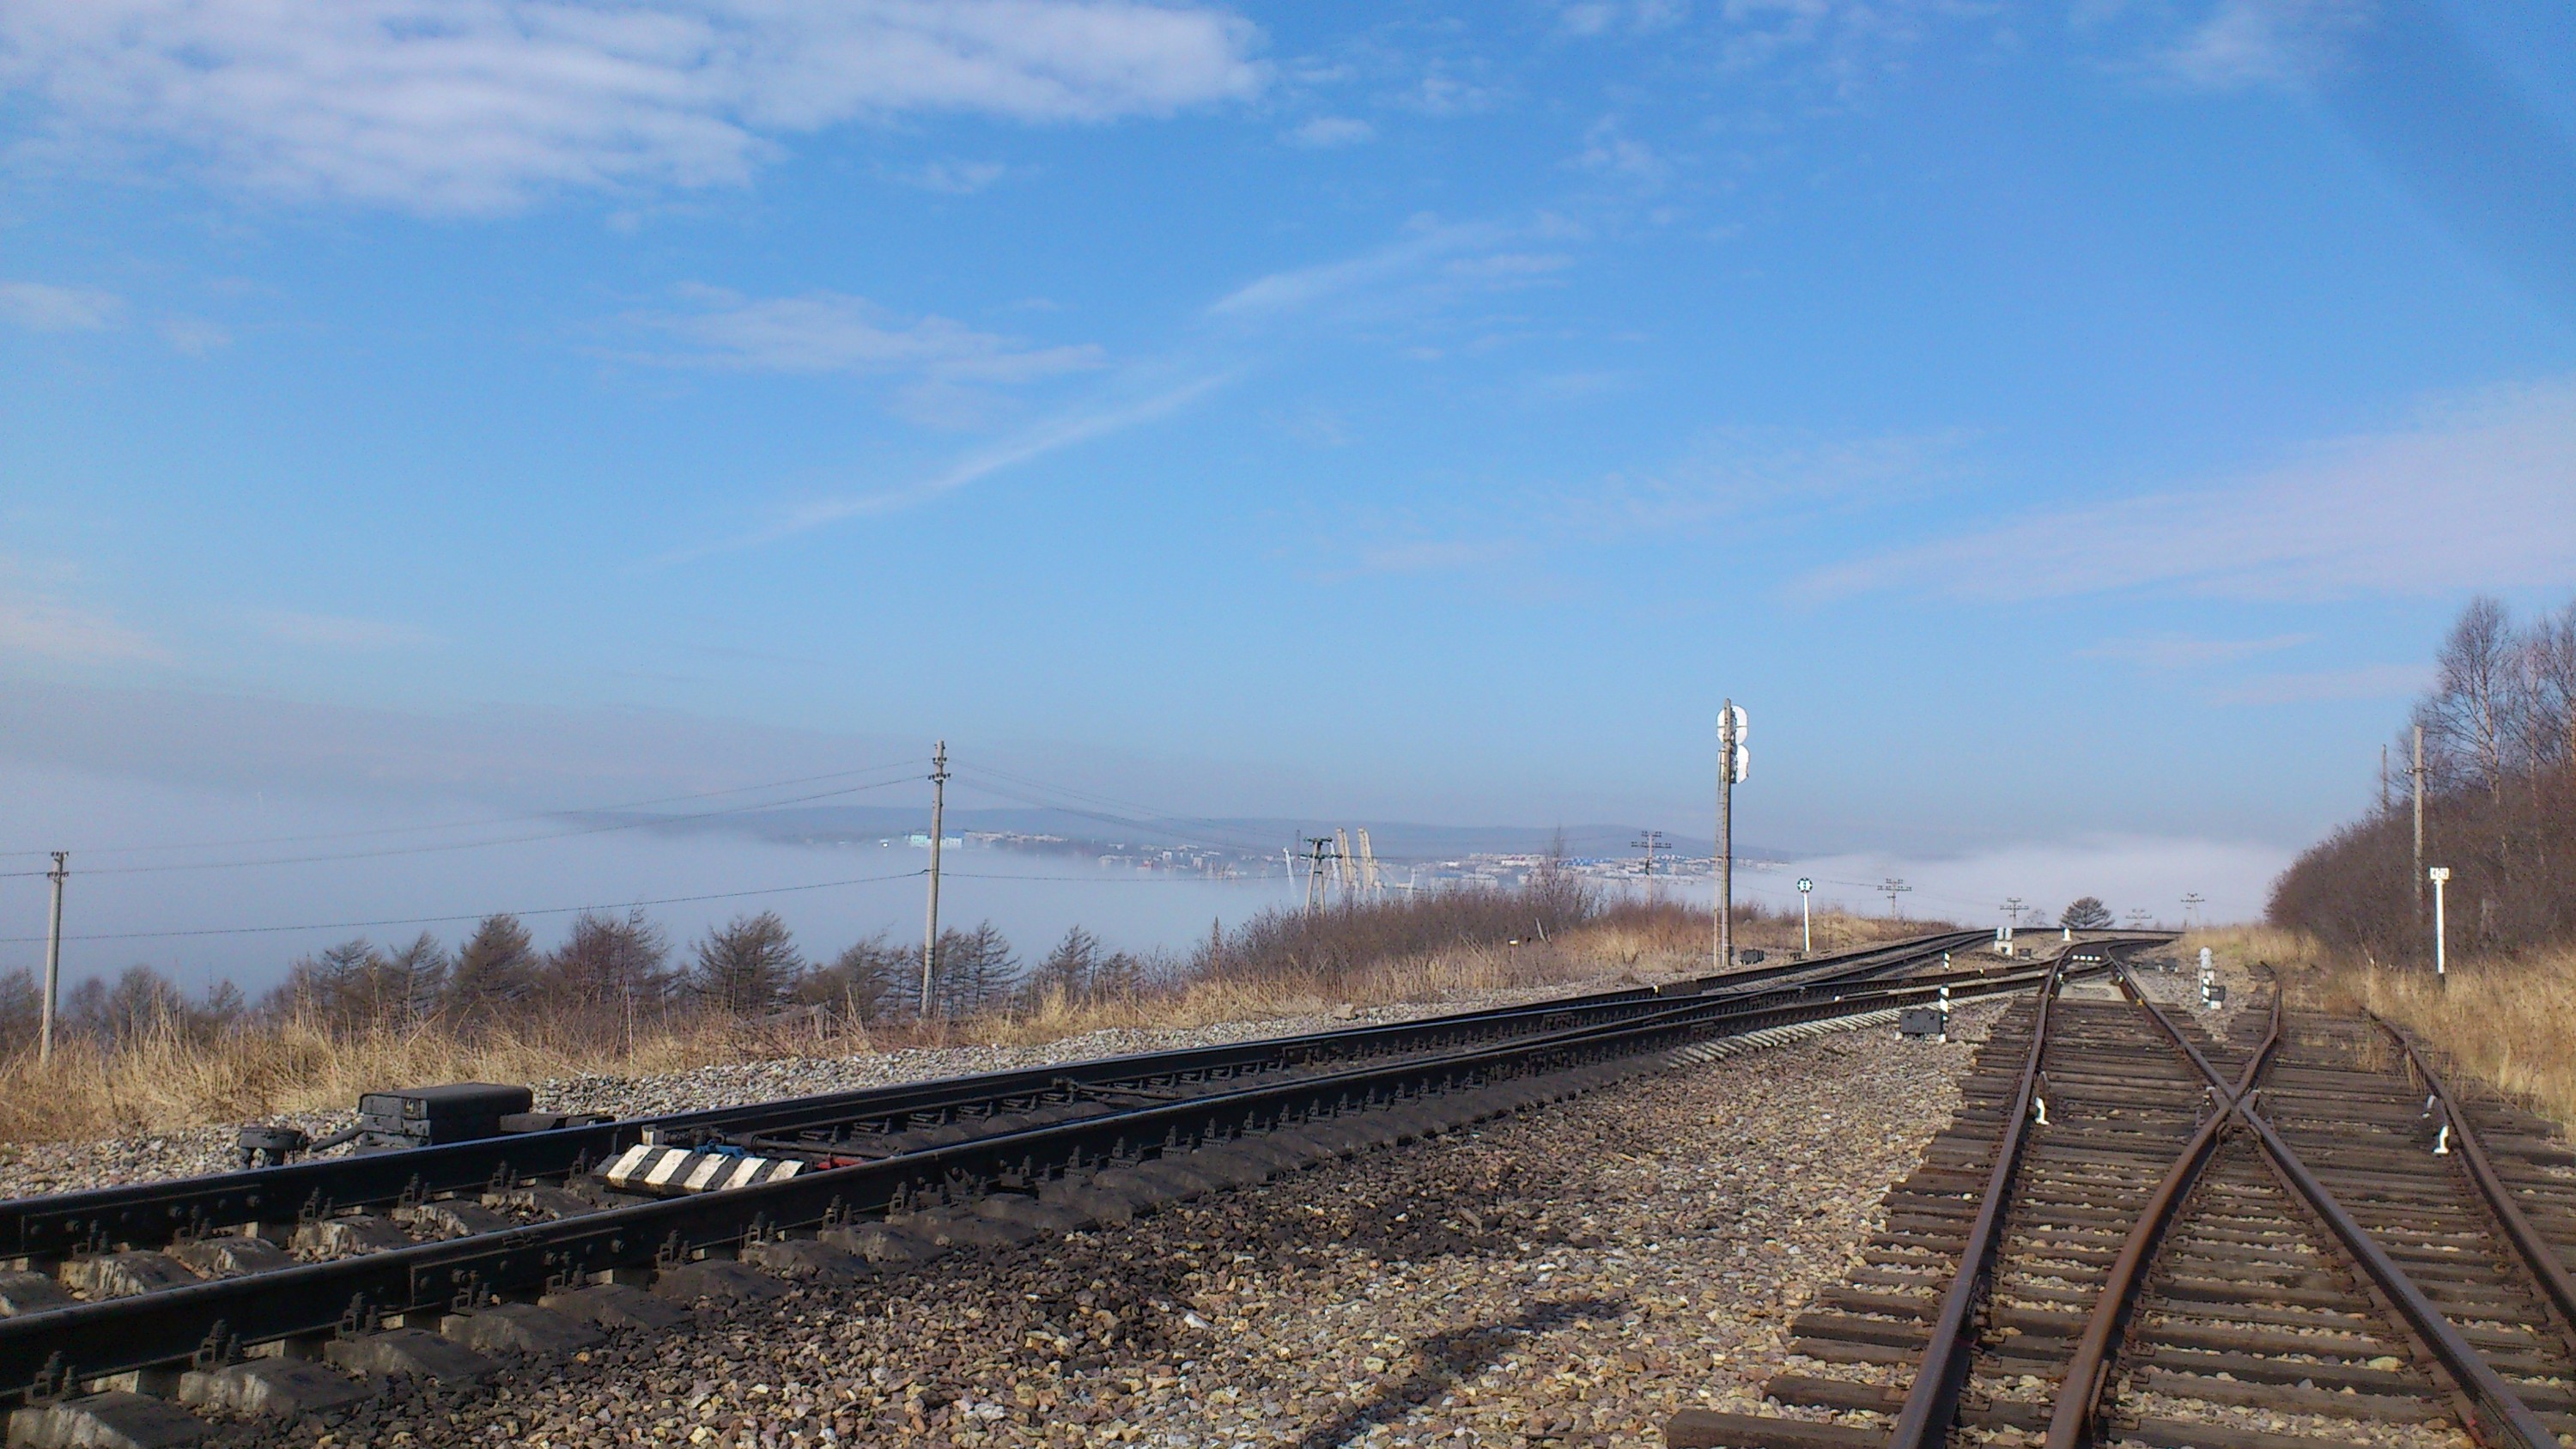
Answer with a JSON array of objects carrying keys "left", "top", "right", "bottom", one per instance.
[{"left": 3, "top": 0, "right": 2573, "bottom": 970}]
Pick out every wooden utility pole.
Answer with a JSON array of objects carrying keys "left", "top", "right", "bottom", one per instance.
[
  {"left": 2411, "top": 724, "right": 2427, "bottom": 930},
  {"left": 919, "top": 741, "right": 948, "bottom": 1018},
  {"left": 39, "top": 853, "right": 65, "bottom": 1065},
  {"left": 1716, "top": 700, "right": 1736, "bottom": 972}
]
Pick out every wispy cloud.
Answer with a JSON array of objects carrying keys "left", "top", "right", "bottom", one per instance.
[
  {"left": 630, "top": 286, "right": 1103, "bottom": 382},
  {"left": 879, "top": 158, "right": 1008, "bottom": 194},
  {"left": 0, "top": 0, "right": 1265, "bottom": 214},
  {"left": 250, "top": 611, "right": 440, "bottom": 650},
  {"left": 2160, "top": 0, "right": 2369, "bottom": 91},
  {"left": 1285, "top": 115, "right": 1374, "bottom": 148},
  {"left": 674, "top": 370, "right": 1236, "bottom": 557},
  {"left": 1560, "top": 426, "right": 1975, "bottom": 539},
  {"left": 1206, "top": 220, "right": 1512, "bottom": 320},
  {"left": 1805, "top": 375, "right": 2576, "bottom": 602},
  {"left": 2079, "top": 633, "right": 2311, "bottom": 670},
  {"left": 2210, "top": 662, "right": 2433, "bottom": 706},
  {"left": 0, "top": 562, "right": 161, "bottom": 663},
  {"left": 0, "top": 282, "right": 124, "bottom": 332}
]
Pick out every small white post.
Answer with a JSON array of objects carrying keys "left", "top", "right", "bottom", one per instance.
[
  {"left": 1936, "top": 982, "right": 1951, "bottom": 1043},
  {"left": 1796, "top": 877, "right": 1813, "bottom": 956},
  {"left": 2428, "top": 867, "right": 2451, "bottom": 981}
]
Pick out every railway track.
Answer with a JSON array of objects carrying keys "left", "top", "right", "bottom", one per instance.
[
  {"left": 0, "top": 929, "right": 2126, "bottom": 1445},
  {"left": 1670, "top": 960, "right": 2576, "bottom": 1449}
]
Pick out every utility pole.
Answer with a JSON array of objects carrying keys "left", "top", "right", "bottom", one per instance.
[
  {"left": 1303, "top": 837, "right": 1336, "bottom": 913},
  {"left": 39, "top": 852, "right": 66, "bottom": 1066},
  {"left": 1632, "top": 830, "right": 1668, "bottom": 906},
  {"left": 1795, "top": 876, "right": 1814, "bottom": 955},
  {"left": 2002, "top": 897, "right": 2025, "bottom": 928},
  {"left": 2411, "top": 725, "right": 2427, "bottom": 932},
  {"left": 1880, "top": 877, "right": 1911, "bottom": 920},
  {"left": 2182, "top": 892, "right": 2204, "bottom": 930},
  {"left": 1716, "top": 701, "right": 1743, "bottom": 971},
  {"left": 918, "top": 742, "right": 948, "bottom": 1019}
]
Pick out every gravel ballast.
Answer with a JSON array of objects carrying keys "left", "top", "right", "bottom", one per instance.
[{"left": 204, "top": 1001, "right": 2008, "bottom": 1449}]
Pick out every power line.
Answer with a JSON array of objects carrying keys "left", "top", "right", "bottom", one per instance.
[
  {"left": 0, "top": 774, "right": 923, "bottom": 880},
  {"left": 0, "top": 758, "right": 929, "bottom": 863},
  {"left": 0, "top": 868, "right": 931, "bottom": 946}
]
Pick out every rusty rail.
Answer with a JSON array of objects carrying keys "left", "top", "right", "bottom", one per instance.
[
  {"left": 2039, "top": 978, "right": 2280, "bottom": 1449},
  {"left": 2125, "top": 988, "right": 2560, "bottom": 1449},
  {"left": 2373, "top": 1014, "right": 2576, "bottom": 1335},
  {"left": 1882, "top": 959, "right": 2067, "bottom": 1449}
]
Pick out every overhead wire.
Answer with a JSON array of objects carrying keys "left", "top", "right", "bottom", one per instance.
[
  {"left": 0, "top": 758, "right": 928, "bottom": 866},
  {"left": 0, "top": 867, "right": 931, "bottom": 945}
]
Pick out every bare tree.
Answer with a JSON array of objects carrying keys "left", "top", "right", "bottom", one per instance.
[{"left": 2417, "top": 595, "right": 2517, "bottom": 801}]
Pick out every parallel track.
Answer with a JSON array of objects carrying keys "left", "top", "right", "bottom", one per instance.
[
  {"left": 1671, "top": 962, "right": 2576, "bottom": 1449},
  {"left": 0, "top": 928, "right": 2099, "bottom": 1412}
]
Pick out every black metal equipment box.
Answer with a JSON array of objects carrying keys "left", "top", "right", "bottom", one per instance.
[
  {"left": 356, "top": 1083, "right": 535, "bottom": 1150},
  {"left": 1898, "top": 1007, "right": 1947, "bottom": 1038}
]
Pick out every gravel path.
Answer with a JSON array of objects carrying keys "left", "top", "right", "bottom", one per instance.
[
  {"left": 211, "top": 1000, "right": 2006, "bottom": 1449},
  {"left": 0, "top": 981, "right": 1656, "bottom": 1201}
]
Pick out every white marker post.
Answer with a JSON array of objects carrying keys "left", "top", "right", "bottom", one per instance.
[
  {"left": 1796, "top": 877, "right": 1814, "bottom": 957},
  {"left": 2428, "top": 866, "right": 2451, "bottom": 983}
]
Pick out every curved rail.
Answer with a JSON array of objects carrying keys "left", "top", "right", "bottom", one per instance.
[
  {"left": 2126, "top": 987, "right": 2560, "bottom": 1449},
  {"left": 2040, "top": 977, "right": 2281, "bottom": 1449},
  {"left": 1882, "top": 958, "right": 2067, "bottom": 1449},
  {"left": 2372, "top": 1014, "right": 2576, "bottom": 1335}
]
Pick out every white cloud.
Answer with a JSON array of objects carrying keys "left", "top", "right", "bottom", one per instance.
[
  {"left": 1356, "top": 539, "right": 1519, "bottom": 574},
  {"left": 1574, "top": 116, "right": 1666, "bottom": 186},
  {"left": 0, "top": 600, "right": 161, "bottom": 662},
  {"left": 883, "top": 158, "right": 1007, "bottom": 193},
  {"left": 1564, "top": 426, "right": 1973, "bottom": 538},
  {"left": 673, "top": 369, "right": 1236, "bottom": 554},
  {"left": 1285, "top": 115, "right": 1373, "bottom": 148},
  {"left": 250, "top": 611, "right": 440, "bottom": 650},
  {"left": 2161, "top": 0, "right": 2367, "bottom": 91},
  {"left": 2079, "top": 633, "right": 2311, "bottom": 669},
  {"left": 1806, "top": 375, "right": 2576, "bottom": 602},
  {"left": 632, "top": 287, "right": 1105, "bottom": 383},
  {"left": 2210, "top": 663, "right": 2434, "bottom": 706},
  {"left": 0, "top": 282, "right": 124, "bottom": 332},
  {"left": 1205, "top": 219, "right": 1512, "bottom": 320},
  {"left": 0, "top": 0, "right": 1265, "bottom": 213},
  {"left": 156, "top": 314, "right": 231, "bottom": 355}
]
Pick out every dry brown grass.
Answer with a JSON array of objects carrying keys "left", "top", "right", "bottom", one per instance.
[
  {"left": 0, "top": 909, "right": 1965, "bottom": 1148},
  {"left": 0, "top": 935, "right": 1678, "bottom": 1148},
  {"left": 2179, "top": 924, "right": 2576, "bottom": 1130}
]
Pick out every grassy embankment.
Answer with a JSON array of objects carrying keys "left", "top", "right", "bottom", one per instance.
[
  {"left": 2187, "top": 923, "right": 2576, "bottom": 1130},
  {"left": 0, "top": 907, "right": 1927, "bottom": 1148}
]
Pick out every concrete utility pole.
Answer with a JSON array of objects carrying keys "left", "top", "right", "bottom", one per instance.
[
  {"left": 1632, "top": 831, "right": 1668, "bottom": 906},
  {"left": 2182, "top": 892, "right": 2204, "bottom": 930},
  {"left": 2411, "top": 724, "right": 2427, "bottom": 930},
  {"left": 39, "top": 852, "right": 66, "bottom": 1066},
  {"left": 1881, "top": 877, "right": 1911, "bottom": 920},
  {"left": 1716, "top": 701, "right": 1741, "bottom": 971},
  {"left": 1303, "top": 837, "right": 1336, "bottom": 913},
  {"left": 919, "top": 742, "right": 949, "bottom": 1019}
]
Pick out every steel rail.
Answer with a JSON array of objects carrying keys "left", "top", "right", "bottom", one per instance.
[
  {"left": 1882, "top": 958, "right": 2069, "bottom": 1449},
  {"left": 2125, "top": 987, "right": 2560, "bottom": 1449},
  {"left": 0, "top": 959, "right": 2069, "bottom": 1399},
  {"left": 2372, "top": 1014, "right": 2576, "bottom": 1336},
  {"left": 0, "top": 929, "right": 2014, "bottom": 1261},
  {"left": 2039, "top": 975, "right": 2282, "bottom": 1449}
]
